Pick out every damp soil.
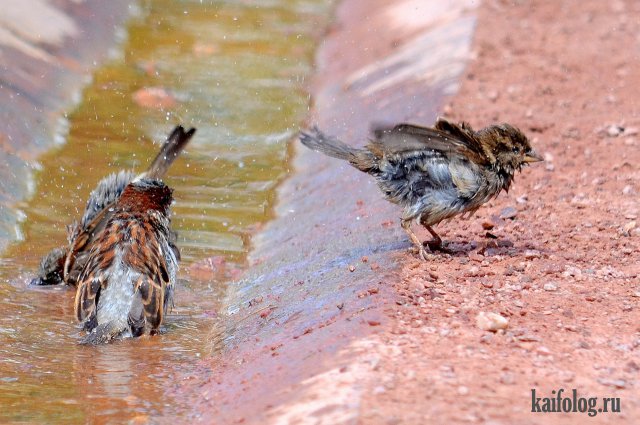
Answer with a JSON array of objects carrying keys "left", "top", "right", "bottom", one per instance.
[{"left": 359, "top": 1, "right": 640, "bottom": 423}]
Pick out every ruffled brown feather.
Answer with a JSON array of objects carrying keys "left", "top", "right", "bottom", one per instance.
[
  {"left": 74, "top": 208, "right": 174, "bottom": 341},
  {"left": 32, "top": 125, "right": 194, "bottom": 287},
  {"left": 370, "top": 120, "right": 489, "bottom": 166},
  {"left": 299, "top": 118, "right": 541, "bottom": 261}
]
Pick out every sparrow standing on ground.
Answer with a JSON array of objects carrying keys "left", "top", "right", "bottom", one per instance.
[
  {"left": 300, "top": 118, "right": 542, "bottom": 260},
  {"left": 31, "top": 126, "right": 194, "bottom": 287}
]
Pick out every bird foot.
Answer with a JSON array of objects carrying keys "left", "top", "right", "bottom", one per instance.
[{"left": 410, "top": 246, "right": 436, "bottom": 261}]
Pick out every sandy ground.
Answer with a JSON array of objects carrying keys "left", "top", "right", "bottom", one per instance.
[
  {"left": 175, "top": 0, "right": 640, "bottom": 423},
  {"left": 359, "top": 0, "right": 640, "bottom": 423}
]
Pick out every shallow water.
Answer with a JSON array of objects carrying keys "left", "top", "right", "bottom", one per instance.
[{"left": 0, "top": 0, "right": 330, "bottom": 422}]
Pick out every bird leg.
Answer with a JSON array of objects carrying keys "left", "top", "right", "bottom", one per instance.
[
  {"left": 419, "top": 218, "right": 450, "bottom": 253},
  {"left": 401, "top": 219, "right": 433, "bottom": 261}
]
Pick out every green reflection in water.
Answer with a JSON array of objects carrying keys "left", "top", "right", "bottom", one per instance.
[{"left": 0, "top": 0, "right": 332, "bottom": 423}]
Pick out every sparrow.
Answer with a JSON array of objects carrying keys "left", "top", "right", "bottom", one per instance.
[
  {"left": 299, "top": 118, "right": 543, "bottom": 260},
  {"left": 30, "top": 126, "right": 194, "bottom": 287},
  {"left": 74, "top": 177, "right": 179, "bottom": 344}
]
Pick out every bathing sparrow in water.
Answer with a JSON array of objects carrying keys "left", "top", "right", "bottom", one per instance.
[
  {"left": 300, "top": 118, "right": 542, "bottom": 260},
  {"left": 74, "top": 177, "right": 180, "bottom": 344},
  {"left": 31, "top": 126, "right": 194, "bottom": 287}
]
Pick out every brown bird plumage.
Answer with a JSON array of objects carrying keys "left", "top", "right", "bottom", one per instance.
[
  {"left": 300, "top": 118, "right": 542, "bottom": 260},
  {"left": 31, "top": 126, "right": 194, "bottom": 287},
  {"left": 74, "top": 179, "right": 177, "bottom": 344}
]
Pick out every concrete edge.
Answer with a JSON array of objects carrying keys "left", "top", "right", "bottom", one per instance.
[{"left": 181, "top": 0, "right": 479, "bottom": 422}]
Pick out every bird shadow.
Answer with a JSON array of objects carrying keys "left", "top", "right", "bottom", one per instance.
[{"left": 432, "top": 236, "right": 547, "bottom": 259}]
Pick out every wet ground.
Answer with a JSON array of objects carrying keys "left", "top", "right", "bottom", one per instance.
[
  {"left": 175, "top": 0, "right": 640, "bottom": 423},
  {"left": 8, "top": 0, "right": 633, "bottom": 424},
  {"left": 359, "top": 1, "right": 640, "bottom": 423},
  {"left": 0, "top": 1, "right": 331, "bottom": 423},
  {"left": 174, "top": 0, "right": 479, "bottom": 423}
]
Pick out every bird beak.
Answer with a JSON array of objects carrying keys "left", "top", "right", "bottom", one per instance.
[{"left": 523, "top": 150, "right": 544, "bottom": 163}]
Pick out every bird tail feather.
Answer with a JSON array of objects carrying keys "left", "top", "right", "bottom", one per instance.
[
  {"left": 79, "top": 321, "right": 126, "bottom": 345},
  {"left": 144, "top": 126, "right": 196, "bottom": 179},
  {"left": 299, "top": 127, "right": 377, "bottom": 172}
]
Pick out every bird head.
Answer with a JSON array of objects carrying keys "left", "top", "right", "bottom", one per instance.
[
  {"left": 30, "top": 247, "right": 67, "bottom": 285},
  {"left": 119, "top": 178, "right": 174, "bottom": 215},
  {"left": 480, "top": 124, "right": 543, "bottom": 175}
]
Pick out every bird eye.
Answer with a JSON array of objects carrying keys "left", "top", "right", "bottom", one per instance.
[{"left": 512, "top": 146, "right": 520, "bottom": 154}]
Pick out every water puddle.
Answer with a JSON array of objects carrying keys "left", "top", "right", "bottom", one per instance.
[{"left": 0, "top": 0, "right": 331, "bottom": 422}]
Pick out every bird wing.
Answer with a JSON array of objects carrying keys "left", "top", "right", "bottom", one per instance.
[
  {"left": 64, "top": 200, "right": 119, "bottom": 286},
  {"left": 74, "top": 272, "right": 104, "bottom": 325},
  {"left": 73, "top": 214, "right": 124, "bottom": 325},
  {"left": 123, "top": 215, "right": 172, "bottom": 332},
  {"left": 74, "top": 212, "right": 173, "bottom": 333},
  {"left": 66, "top": 126, "right": 194, "bottom": 285},
  {"left": 74, "top": 244, "right": 113, "bottom": 325},
  {"left": 370, "top": 119, "right": 488, "bottom": 165}
]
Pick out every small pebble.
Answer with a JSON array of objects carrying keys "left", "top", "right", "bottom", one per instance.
[
  {"left": 373, "top": 386, "right": 386, "bottom": 394},
  {"left": 524, "top": 250, "right": 541, "bottom": 260},
  {"left": 598, "top": 378, "right": 626, "bottom": 389},
  {"left": 457, "top": 386, "right": 470, "bottom": 395},
  {"left": 500, "top": 373, "right": 515, "bottom": 385},
  {"left": 559, "top": 371, "right": 575, "bottom": 382},
  {"left": 606, "top": 124, "right": 623, "bottom": 137},
  {"left": 544, "top": 283, "right": 558, "bottom": 291},
  {"left": 482, "top": 222, "right": 494, "bottom": 230},
  {"left": 536, "top": 346, "right": 552, "bottom": 356},
  {"left": 623, "top": 221, "right": 636, "bottom": 235},
  {"left": 499, "top": 206, "right": 518, "bottom": 220},
  {"left": 476, "top": 311, "right": 508, "bottom": 332}
]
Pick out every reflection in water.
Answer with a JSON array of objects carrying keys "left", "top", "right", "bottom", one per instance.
[{"left": 0, "top": 0, "right": 331, "bottom": 422}]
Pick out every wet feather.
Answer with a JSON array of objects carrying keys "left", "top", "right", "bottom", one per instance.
[
  {"left": 299, "top": 118, "right": 542, "bottom": 260},
  {"left": 31, "top": 126, "right": 194, "bottom": 287}
]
